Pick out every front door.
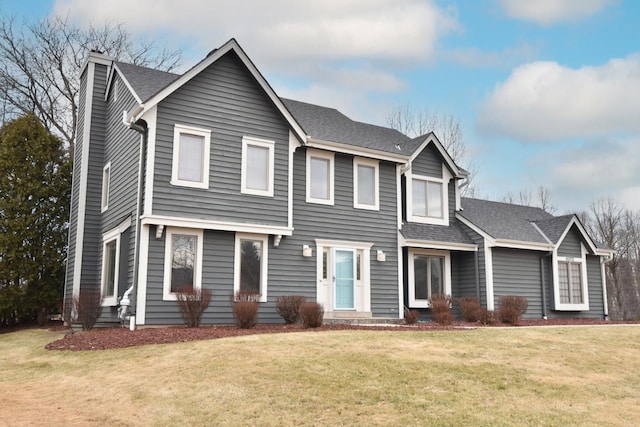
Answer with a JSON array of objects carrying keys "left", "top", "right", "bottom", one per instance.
[{"left": 334, "top": 249, "right": 355, "bottom": 309}]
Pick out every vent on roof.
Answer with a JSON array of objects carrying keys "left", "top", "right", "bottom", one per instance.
[
  {"left": 395, "top": 143, "right": 401, "bottom": 151},
  {"left": 90, "top": 49, "right": 104, "bottom": 54},
  {"left": 206, "top": 48, "right": 218, "bottom": 58}
]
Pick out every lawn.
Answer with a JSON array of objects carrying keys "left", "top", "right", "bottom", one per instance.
[{"left": 1, "top": 325, "right": 639, "bottom": 426}]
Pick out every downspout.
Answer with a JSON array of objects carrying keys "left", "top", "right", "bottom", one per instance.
[
  {"left": 539, "top": 252, "right": 552, "bottom": 319},
  {"left": 601, "top": 254, "right": 613, "bottom": 320},
  {"left": 474, "top": 250, "right": 480, "bottom": 300},
  {"left": 119, "top": 109, "right": 146, "bottom": 330}
]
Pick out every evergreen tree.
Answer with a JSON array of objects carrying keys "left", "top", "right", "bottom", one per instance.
[{"left": 0, "top": 113, "right": 70, "bottom": 326}]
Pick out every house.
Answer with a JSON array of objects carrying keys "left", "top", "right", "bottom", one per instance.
[{"left": 64, "top": 39, "right": 613, "bottom": 327}]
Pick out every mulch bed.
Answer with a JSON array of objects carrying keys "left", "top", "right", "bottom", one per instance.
[{"left": 41, "top": 318, "right": 634, "bottom": 352}]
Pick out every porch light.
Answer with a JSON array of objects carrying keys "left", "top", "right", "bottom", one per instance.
[
  {"left": 302, "top": 245, "right": 313, "bottom": 257},
  {"left": 377, "top": 250, "right": 386, "bottom": 262}
]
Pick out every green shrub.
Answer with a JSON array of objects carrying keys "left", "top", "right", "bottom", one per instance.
[
  {"left": 429, "top": 294, "right": 454, "bottom": 326},
  {"left": 404, "top": 309, "right": 420, "bottom": 324},
  {"left": 498, "top": 296, "right": 528, "bottom": 325},
  {"left": 458, "top": 296, "right": 482, "bottom": 322},
  {"left": 276, "top": 295, "right": 306, "bottom": 324},
  {"left": 175, "top": 288, "right": 212, "bottom": 327},
  {"left": 300, "top": 302, "right": 324, "bottom": 328}
]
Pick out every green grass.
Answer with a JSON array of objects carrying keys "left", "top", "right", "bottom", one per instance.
[{"left": 2, "top": 326, "right": 640, "bottom": 426}]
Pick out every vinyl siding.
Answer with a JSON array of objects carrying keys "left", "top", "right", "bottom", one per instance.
[
  {"left": 458, "top": 223, "right": 487, "bottom": 306},
  {"left": 558, "top": 226, "right": 582, "bottom": 258},
  {"left": 151, "top": 51, "right": 289, "bottom": 226},
  {"left": 451, "top": 251, "right": 477, "bottom": 298},
  {"left": 412, "top": 144, "right": 443, "bottom": 178},
  {"left": 492, "top": 248, "right": 544, "bottom": 319}
]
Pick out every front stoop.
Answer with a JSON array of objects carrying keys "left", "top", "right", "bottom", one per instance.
[{"left": 323, "top": 317, "right": 404, "bottom": 326}]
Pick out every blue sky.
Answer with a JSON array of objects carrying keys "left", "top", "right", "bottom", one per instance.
[{"left": 3, "top": 0, "right": 639, "bottom": 213}]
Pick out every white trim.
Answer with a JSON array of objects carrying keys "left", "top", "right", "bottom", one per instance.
[
  {"left": 493, "top": 239, "right": 554, "bottom": 251},
  {"left": 162, "top": 227, "right": 204, "bottom": 301},
  {"left": 353, "top": 157, "right": 379, "bottom": 210},
  {"left": 142, "top": 106, "right": 157, "bottom": 215},
  {"left": 407, "top": 248, "right": 452, "bottom": 308},
  {"left": 306, "top": 148, "right": 334, "bottom": 205},
  {"left": 99, "top": 217, "right": 131, "bottom": 307},
  {"left": 400, "top": 235, "right": 478, "bottom": 252},
  {"left": 72, "top": 61, "right": 96, "bottom": 300},
  {"left": 136, "top": 39, "right": 306, "bottom": 142},
  {"left": 552, "top": 243, "right": 590, "bottom": 311},
  {"left": 136, "top": 224, "right": 150, "bottom": 325},
  {"left": 396, "top": 164, "right": 403, "bottom": 231},
  {"left": 101, "top": 162, "right": 111, "bottom": 212},
  {"left": 288, "top": 131, "right": 300, "bottom": 230},
  {"left": 556, "top": 216, "right": 599, "bottom": 255},
  {"left": 600, "top": 256, "right": 609, "bottom": 317},
  {"left": 171, "top": 124, "right": 211, "bottom": 189},
  {"left": 306, "top": 138, "right": 408, "bottom": 163},
  {"left": 109, "top": 63, "right": 143, "bottom": 104},
  {"left": 315, "top": 239, "right": 374, "bottom": 251},
  {"left": 406, "top": 168, "right": 450, "bottom": 226},
  {"left": 485, "top": 241, "right": 495, "bottom": 311},
  {"left": 240, "top": 136, "right": 275, "bottom": 197},
  {"left": 234, "top": 233, "right": 269, "bottom": 303},
  {"left": 408, "top": 133, "right": 461, "bottom": 177},
  {"left": 530, "top": 222, "right": 554, "bottom": 245},
  {"left": 140, "top": 214, "right": 293, "bottom": 236}
]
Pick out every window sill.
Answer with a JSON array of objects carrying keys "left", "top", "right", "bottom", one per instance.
[
  {"left": 554, "top": 303, "right": 589, "bottom": 311},
  {"left": 170, "top": 179, "right": 209, "bottom": 190}
]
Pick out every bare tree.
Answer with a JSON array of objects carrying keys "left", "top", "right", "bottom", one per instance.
[
  {"left": 386, "top": 104, "right": 477, "bottom": 196},
  {"left": 0, "top": 15, "right": 182, "bottom": 156}
]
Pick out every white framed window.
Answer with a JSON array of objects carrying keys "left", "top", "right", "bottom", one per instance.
[
  {"left": 353, "top": 157, "right": 379, "bottom": 210},
  {"left": 101, "top": 234, "right": 119, "bottom": 307},
  {"left": 101, "top": 162, "right": 110, "bottom": 212},
  {"left": 163, "top": 228, "right": 204, "bottom": 301},
  {"left": 407, "top": 248, "right": 451, "bottom": 308},
  {"left": 171, "top": 124, "right": 211, "bottom": 189},
  {"left": 553, "top": 244, "right": 589, "bottom": 311},
  {"left": 234, "top": 233, "right": 269, "bottom": 302},
  {"left": 407, "top": 172, "right": 449, "bottom": 226},
  {"left": 241, "top": 136, "right": 275, "bottom": 197},
  {"left": 306, "top": 148, "right": 334, "bottom": 205}
]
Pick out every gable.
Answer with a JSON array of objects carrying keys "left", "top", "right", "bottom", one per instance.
[
  {"left": 558, "top": 225, "right": 584, "bottom": 257},
  {"left": 412, "top": 143, "right": 445, "bottom": 178}
]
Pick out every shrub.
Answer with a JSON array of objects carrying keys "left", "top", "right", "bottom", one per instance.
[
  {"left": 404, "top": 309, "right": 420, "bottom": 324},
  {"left": 232, "top": 291, "right": 259, "bottom": 329},
  {"left": 458, "top": 296, "right": 482, "bottom": 322},
  {"left": 300, "top": 302, "right": 324, "bottom": 328},
  {"left": 498, "top": 296, "right": 529, "bottom": 325},
  {"left": 175, "top": 288, "right": 212, "bottom": 327},
  {"left": 429, "top": 294, "right": 454, "bottom": 326},
  {"left": 74, "top": 288, "right": 101, "bottom": 331},
  {"left": 479, "top": 309, "right": 498, "bottom": 325},
  {"left": 276, "top": 295, "right": 306, "bottom": 324}
]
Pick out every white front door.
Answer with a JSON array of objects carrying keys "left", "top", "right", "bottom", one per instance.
[{"left": 334, "top": 249, "right": 355, "bottom": 310}]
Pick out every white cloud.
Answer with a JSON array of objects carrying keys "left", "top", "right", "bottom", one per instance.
[
  {"left": 442, "top": 43, "right": 539, "bottom": 69},
  {"left": 477, "top": 55, "right": 640, "bottom": 142},
  {"left": 498, "top": 0, "right": 617, "bottom": 25}
]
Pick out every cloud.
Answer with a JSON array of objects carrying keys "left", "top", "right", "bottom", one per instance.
[
  {"left": 477, "top": 55, "right": 640, "bottom": 142},
  {"left": 442, "top": 43, "right": 539, "bottom": 69},
  {"left": 497, "top": 0, "right": 617, "bottom": 25}
]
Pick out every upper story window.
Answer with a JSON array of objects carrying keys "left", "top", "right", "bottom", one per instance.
[
  {"left": 101, "top": 162, "right": 110, "bottom": 212},
  {"left": 241, "top": 136, "right": 275, "bottom": 197},
  {"left": 407, "top": 172, "right": 449, "bottom": 226},
  {"left": 353, "top": 157, "right": 379, "bottom": 210},
  {"left": 306, "top": 148, "right": 334, "bottom": 205},
  {"left": 163, "top": 227, "right": 203, "bottom": 301},
  {"left": 171, "top": 124, "right": 211, "bottom": 189}
]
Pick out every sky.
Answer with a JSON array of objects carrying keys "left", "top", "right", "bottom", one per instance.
[{"left": 2, "top": 0, "right": 639, "bottom": 214}]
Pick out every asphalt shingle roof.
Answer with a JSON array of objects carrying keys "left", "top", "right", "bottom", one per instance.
[
  {"left": 533, "top": 215, "right": 574, "bottom": 244},
  {"left": 115, "top": 61, "right": 179, "bottom": 102},
  {"left": 401, "top": 220, "right": 476, "bottom": 246},
  {"left": 459, "top": 198, "right": 553, "bottom": 244},
  {"left": 281, "top": 98, "right": 413, "bottom": 155}
]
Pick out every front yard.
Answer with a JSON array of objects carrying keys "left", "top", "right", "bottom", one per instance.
[{"left": 1, "top": 325, "right": 639, "bottom": 426}]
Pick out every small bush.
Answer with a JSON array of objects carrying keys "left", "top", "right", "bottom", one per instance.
[
  {"left": 300, "top": 302, "right": 324, "bottom": 328},
  {"left": 232, "top": 291, "right": 259, "bottom": 329},
  {"left": 404, "top": 309, "right": 420, "bottom": 324},
  {"left": 458, "top": 296, "right": 482, "bottom": 322},
  {"left": 429, "top": 294, "right": 454, "bottom": 326},
  {"left": 175, "top": 288, "right": 212, "bottom": 327},
  {"left": 75, "top": 288, "right": 101, "bottom": 331},
  {"left": 479, "top": 308, "right": 498, "bottom": 325},
  {"left": 276, "top": 295, "right": 306, "bottom": 324},
  {"left": 498, "top": 296, "right": 529, "bottom": 325}
]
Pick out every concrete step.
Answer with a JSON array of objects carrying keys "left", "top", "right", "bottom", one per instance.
[{"left": 323, "top": 317, "right": 404, "bottom": 326}]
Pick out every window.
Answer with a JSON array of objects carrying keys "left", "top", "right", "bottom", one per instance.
[
  {"left": 101, "top": 237, "right": 119, "bottom": 306},
  {"left": 353, "top": 158, "right": 379, "bottom": 210},
  {"left": 101, "top": 163, "right": 110, "bottom": 212},
  {"left": 241, "top": 136, "right": 275, "bottom": 197},
  {"left": 234, "top": 233, "right": 268, "bottom": 302},
  {"left": 408, "top": 249, "right": 451, "bottom": 308},
  {"left": 554, "top": 252, "right": 589, "bottom": 310},
  {"left": 407, "top": 172, "right": 449, "bottom": 225},
  {"left": 306, "top": 149, "right": 334, "bottom": 205},
  {"left": 171, "top": 124, "right": 211, "bottom": 189},
  {"left": 163, "top": 228, "right": 203, "bottom": 300}
]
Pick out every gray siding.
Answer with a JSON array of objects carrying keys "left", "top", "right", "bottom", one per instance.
[
  {"left": 458, "top": 223, "right": 487, "bottom": 306},
  {"left": 152, "top": 51, "right": 289, "bottom": 226},
  {"left": 451, "top": 251, "right": 477, "bottom": 298},
  {"left": 492, "top": 248, "right": 544, "bottom": 319},
  {"left": 586, "top": 255, "right": 605, "bottom": 318},
  {"left": 558, "top": 226, "right": 583, "bottom": 257},
  {"left": 412, "top": 144, "right": 443, "bottom": 178}
]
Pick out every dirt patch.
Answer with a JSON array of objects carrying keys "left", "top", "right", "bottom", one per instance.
[{"left": 43, "top": 318, "right": 633, "bottom": 352}]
